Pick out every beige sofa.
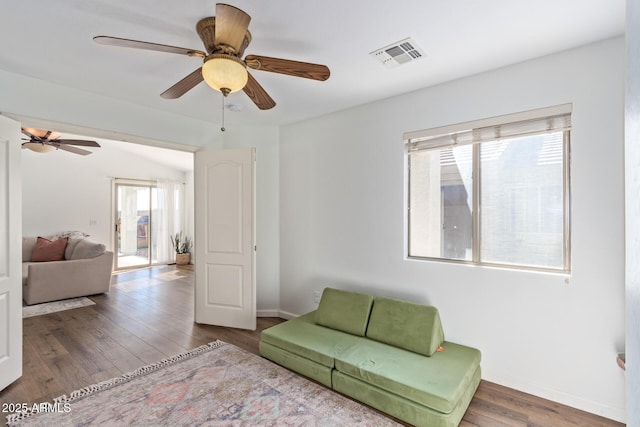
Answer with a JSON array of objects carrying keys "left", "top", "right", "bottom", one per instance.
[{"left": 22, "top": 236, "right": 114, "bottom": 305}]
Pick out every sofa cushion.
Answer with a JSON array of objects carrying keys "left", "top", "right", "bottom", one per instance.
[
  {"left": 332, "top": 366, "right": 481, "bottom": 427},
  {"left": 65, "top": 238, "right": 83, "bottom": 260},
  {"left": 261, "top": 311, "right": 363, "bottom": 368},
  {"left": 31, "top": 237, "right": 68, "bottom": 262},
  {"left": 314, "top": 288, "right": 374, "bottom": 336},
  {"left": 366, "top": 297, "right": 445, "bottom": 357},
  {"left": 334, "top": 339, "right": 481, "bottom": 414},
  {"left": 47, "top": 230, "right": 90, "bottom": 240},
  {"left": 22, "top": 237, "right": 37, "bottom": 262},
  {"left": 22, "top": 263, "right": 29, "bottom": 287},
  {"left": 69, "top": 239, "right": 106, "bottom": 260}
]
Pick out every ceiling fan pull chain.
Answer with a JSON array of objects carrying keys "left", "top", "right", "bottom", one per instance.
[{"left": 221, "top": 93, "right": 226, "bottom": 132}]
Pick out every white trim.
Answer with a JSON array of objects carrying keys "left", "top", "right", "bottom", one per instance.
[
  {"left": 112, "top": 177, "right": 156, "bottom": 186},
  {"left": 483, "top": 368, "right": 625, "bottom": 423},
  {"left": 256, "top": 309, "right": 280, "bottom": 317},
  {"left": 257, "top": 309, "right": 299, "bottom": 319},
  {"left": 278, "top": 310, "right": 299, "bottom": 320}
]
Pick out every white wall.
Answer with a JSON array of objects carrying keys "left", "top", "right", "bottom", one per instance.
[
  {"left": 626, "top": 0, "right": 640, "bottom": 425},
  {"left": 21, "top": 143, "right": 187, "bottom": 249},
  {"left": 280, "top": 37, "right": 626, "bottom": 421}
]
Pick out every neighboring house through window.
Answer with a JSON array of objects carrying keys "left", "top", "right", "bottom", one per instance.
[{"left": 405, "top": 104, "right": 571, "bottom": 273}]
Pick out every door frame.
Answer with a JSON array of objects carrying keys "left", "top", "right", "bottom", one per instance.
[
  {"left": 0, "top": 115, "right": 22, "bottom": 391},
  {"left": 112, "top": 179, "right": 157, "bottom": 270}
]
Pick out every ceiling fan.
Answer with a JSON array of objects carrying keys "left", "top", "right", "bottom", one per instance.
[
  {"left": 21, "top": 128, "right": 101, "bottom": 155},
  {"left": 93, "top": 3, "right": 330, "bottom": 112}
]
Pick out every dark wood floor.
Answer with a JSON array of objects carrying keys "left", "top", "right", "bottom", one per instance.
[{"left": 1, "top": 265, "right": 623, "bottom": 427}]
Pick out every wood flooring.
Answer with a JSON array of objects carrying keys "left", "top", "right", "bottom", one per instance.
[{"left": 1, "top": 265, "right": 624, "bottom": 427}]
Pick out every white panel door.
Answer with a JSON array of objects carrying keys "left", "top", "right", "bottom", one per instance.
[
  {"left": 0, "top": 115, "right": 22, "bottom": 390},
  {"left": 194, "top": 148, "right": 256, "bottom": 330}
]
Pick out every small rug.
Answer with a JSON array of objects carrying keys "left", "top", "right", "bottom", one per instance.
[
  {"left": 6, "top": 341, "right": 400, "bottom": 426},
  {"left": 22, "top": 297, "right": 95, "bottom": 318}
]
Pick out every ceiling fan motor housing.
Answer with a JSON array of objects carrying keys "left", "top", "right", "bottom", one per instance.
[{"left": 196, "top": 17, "right": 251, "bottom": 57}]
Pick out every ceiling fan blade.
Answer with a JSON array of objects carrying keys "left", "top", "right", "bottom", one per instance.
[
  {"left": 54, "top": 139, "right": 101, "bottom": 147},
  {"left": 93, "top": 36, "right": 205, "bottom": 57},
  {"left": 22, "top": 127, "right": 61, "bottom": 140},
  {"left": 21, "top": 127, "right": 40, "bottom": 138},
  {"left": 245, "top": 55, "right": 330, "bottom": 81},
  {"left": 243, "top": 72, "right": 276, "bottom": 110},
  {"left": 215, "top": 3, "right": 251, "bottom": 53},
  {"left": 161, "top": 67, "right": 204, "bottom": 99},
  {"left": 53, "top": 144, "right": 93, "bottom": 156}
]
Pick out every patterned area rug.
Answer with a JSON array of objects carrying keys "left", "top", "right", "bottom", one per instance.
[
  {"left": 6, "top": 341, "right": 400, "bottom": 426},
  {"left": 22, "top": 297, "right": 95, "bottom": 318}
]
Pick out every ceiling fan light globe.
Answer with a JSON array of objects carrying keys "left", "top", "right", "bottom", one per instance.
[
  {"left": 202, "top": 54, "right": 248, "bottom": 94},
  {"left": 23, "top": 142, "right": 56, "bottom": 153}
]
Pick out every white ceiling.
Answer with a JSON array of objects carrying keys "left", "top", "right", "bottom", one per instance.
[
  {"left": 2, "top": 1, "right": 626, "bottom": 169},
  {"left": 0, "top": 1, "right": 625, "bottom": 130},
  {"left": 91, "top": 136, "right": 195, "bottom": 172}
]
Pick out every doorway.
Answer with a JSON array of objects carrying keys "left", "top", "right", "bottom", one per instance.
[{"left": 115, "top": 181, "right": 157, "bottom": 269}]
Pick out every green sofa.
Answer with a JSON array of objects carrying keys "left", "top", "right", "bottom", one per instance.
[{"left": 259, "top": 288, "right": 481, "bottom": 427}]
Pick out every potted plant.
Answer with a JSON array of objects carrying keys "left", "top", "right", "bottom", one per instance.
[{"left": 170, "top": 231, "right": 193, "bottom": 265}]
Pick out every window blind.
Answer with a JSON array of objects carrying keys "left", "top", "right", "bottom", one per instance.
[{"left": 405, "top": 104, "right": 572, "bottom": 152}]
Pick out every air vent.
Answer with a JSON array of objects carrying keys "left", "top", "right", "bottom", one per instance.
[{"left": 370, "top": 38, "right": 426, "bottom": 69}]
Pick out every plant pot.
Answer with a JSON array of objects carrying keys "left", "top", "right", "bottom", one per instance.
[{"left": 176, "top": 253, "right": 191, "bottom": 265}]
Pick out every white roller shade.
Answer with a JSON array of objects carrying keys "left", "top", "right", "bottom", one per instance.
[{"left": 405, "top": 104, "right": 572, "bottom": 152}]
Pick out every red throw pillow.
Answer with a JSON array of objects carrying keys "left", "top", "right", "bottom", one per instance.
[{"left": 31, "top": 237, "right": 68, "bottom": 262}]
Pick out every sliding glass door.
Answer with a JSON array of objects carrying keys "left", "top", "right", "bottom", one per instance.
[
  {"left": 115, "top": 182, "right": 157, "bottom": 270},
  {"left": 114, "top": 179, "right": 185, "bottom": 270}
]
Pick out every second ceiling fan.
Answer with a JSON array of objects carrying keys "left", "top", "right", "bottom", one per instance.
[
  {"left": 21, "top": 128, "right": 100, "bottom": 155},
  {"left": 94, "top": 3, "right": 330, "bottom": 111}
]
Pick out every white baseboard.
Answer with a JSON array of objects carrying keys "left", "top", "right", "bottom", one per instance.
[
  {"left": 256, "top": 309, "right": 299, "bottom": 319},
  {"left": 256, "top": 309, "right": 279, "bottom": 317},
  {"left": 277, "top": 310, "right": 299, "bottom": 320},
  {"left": 483, "top": 369, "right": 626, "bottom": 423}
]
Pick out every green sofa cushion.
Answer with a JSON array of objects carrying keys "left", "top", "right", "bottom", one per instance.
[
  {"left": 260, "top": 311, "right": 363, "bottom": 368},
  {"left": 260, "top": 341, "right": 333, "bottom": 388},
  {"left": 366, "top": 296, "right": 445, "bottom": 356},
  {"left": 334, "top": 339, "right": 481, "bottom": 414},
  {"left": 314, "top": 288, "right": 374, "bottom": 336},
  {"left": 332, "top": 366, "right": 481, "bottom": 427}
]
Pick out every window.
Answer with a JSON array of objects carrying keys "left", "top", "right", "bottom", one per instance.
[{"left": 406, "top": 105, "right": 571, "bottom": 272}]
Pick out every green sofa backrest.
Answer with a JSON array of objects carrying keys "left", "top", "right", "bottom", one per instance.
[
  {"left": 315, "top": 287, "right": 374, "bottom": 336},
  {"left": 366, "top": 296, "right": 445, "bottom": 357}
]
